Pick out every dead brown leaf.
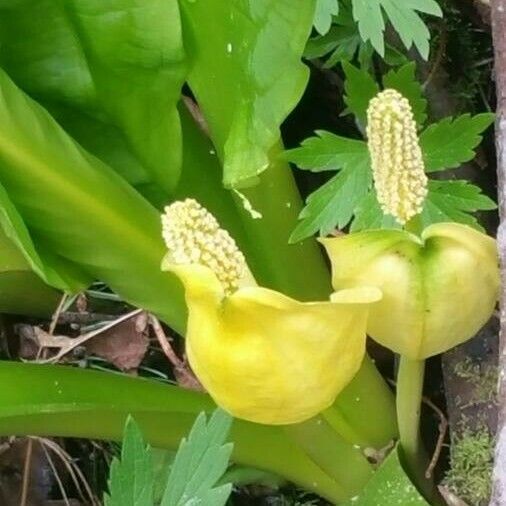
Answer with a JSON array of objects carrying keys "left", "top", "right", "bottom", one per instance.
[{"left": 86, "top": 313, "right": 149, "bottom": 372}]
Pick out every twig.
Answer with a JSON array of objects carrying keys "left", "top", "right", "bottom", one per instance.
[
  {"left": 40, "top": 442, "right": 71, "bottom": 506},
  {"left": 32, "top": 436, "right": 98, "bottom": 506},
  {"left": 149, "top": 315, "right": 184, "bottom": 368},
  {"left": 20, "top": 438, "right": 33, "bottom": 506},
  {"left": 424, "top": 396, "right": 449, "bottom": 479},
  {"left": 149, "top": 315, "right": 203, "bottom": 390},
  {"left": 49, "top": 294, "right": 69, "bottom": 336},
  {"left": 34, "top": 309, "right": 143, "bottom": 364}
]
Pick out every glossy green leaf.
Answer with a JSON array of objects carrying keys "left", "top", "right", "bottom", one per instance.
[
  {"left": 420, "top": 114, "right": 496, "bottom": 172},
  {"left": 0, "top": 177, "right": 89, "bottom": 293},
  {"left": 0, "top": 225, "right": 59, "bottom": 316},
  {"left": 343, "top": 445, "right": 429, "bottom": 505},
  {"left": 0, "top": 67, "right": 187, "bottom": 332},
  {"left": 0, "top": 0, "right": 187, "bottom": 193},
  {"left": 0, "top": 361, "right": 347, "bottom": 504},
  {"left": 180, "top": 0, "right": 316, "bottom": 188}
]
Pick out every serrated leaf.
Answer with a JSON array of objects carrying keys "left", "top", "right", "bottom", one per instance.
[
  {"left": 161, "top": 409, "right": 233, "bottom": 506},
  {"left": 343, "top": 62, "right": 379, "bottom": 124},
  {"left": 305, "top": 25, "right": 360, "bottom": 65},
  {"left": 350, "top": 191, "right": 401, "bottom": 232},
  {"left": 105, "top": 417, "right": 154, "bottom": 506},
  {"left": 383, "top": 62, "right": 427, "bottom": 126},
  {"left": 285, "top": 131, "right": 368, "bottom": 172},
  {"left": 314, "top": 0, "right": 340, "bottom": 35},
  {"left": 181, "top": 0, "right": 316, "bottom": 188},
  {"left": 290, "top": 160, "right": 372, "bottom": 242},
  {"left": 420, "top": 180, "right": 497, "bottom": 230},
  {"left": 342, "top": 445, "right": 429, "bottom": 505},
  {"left": 351, "top": 0, "right": 442, "bottom": 59},
  {"left": 420, "top": 114, "right": 495, "bottom": 172}
]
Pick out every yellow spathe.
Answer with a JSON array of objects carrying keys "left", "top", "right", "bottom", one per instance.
[
  {"left": 163, "top": 260, "right": 381, "bottom": 425},
  {"left": 321, "top": 223, "right": 499, "bottom": 360}
]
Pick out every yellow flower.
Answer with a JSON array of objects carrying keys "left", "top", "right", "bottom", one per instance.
[
  {"left": 321, "top": 223, "right": 499, "bottom": 360},
  {"left": 162, "top": 199, "right": 381, "bottom": 425},
  {"left": 367, "top": 89, "right": 428, "bottom": 225}
]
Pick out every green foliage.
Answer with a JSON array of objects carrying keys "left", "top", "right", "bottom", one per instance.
[
  {"left": 314, "top": 0, "right": 340, "bottom": 35},
  {"left": 342, "top": 445, "right": 429, "bottom": 505},
  {"left": 420, "top": 114, "right": 496, "bottom": 172},
  {"left": 288, "top": 64, "right": 496, "bottom": 240},
  {"left": 383, "top": 63, "right": 427, "bottom": 125},
  {"left": 351, "top": 0, "right": 442, "bottom": 59},
  {"left": 285, "top": 132, "right": 371, "bottom": 241},
  {"left": 181, "top": 0, "right": 316, "bottom": 189},
  {"left": 0, "top": 67, "right": 188, "bottom": 332},
  {"left": 105, "top": 411, "right": 233, "bottom": 506},
  {"left": 343, "top": 62, "right": 379, "bottom": 124},
  {"left": 420, "top": 180, "right": 497, "bottom": 231},
  {"left": 162, "top": 410, "right": 233, "bottom": 506},
  {"left": 105, "top": 418, "right": 154, "bottom": 506},
  {"left": 0, "top": 0, "right": 187, "bottom": 194}
]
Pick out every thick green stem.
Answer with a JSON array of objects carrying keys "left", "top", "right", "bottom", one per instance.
[
  {"left": 396, "top": 356, "right": 428, "bottom": 493},
  {"left": 285, "top": 415, "right": 373, "bottom": 497},
  {"left": 0, "top": 362, "right": 352, "bottom": 503}
]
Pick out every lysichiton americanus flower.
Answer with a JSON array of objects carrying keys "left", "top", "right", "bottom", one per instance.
[
  {"left": 161, "top": 199, "right": 381, "bottom": 425},
  {"left": 322, "top": 89, "right": 499, "bottom": 360},
  {"left": 321, "top": 224, "right": 499, "bottom": 359}
]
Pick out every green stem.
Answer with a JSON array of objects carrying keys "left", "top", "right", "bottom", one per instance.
[
  {"left": 396, "top": 356, "right": 428, "bottom": 493},
  {"left": 0, "top": 362, "right": 351, "bottom": 503},
  {"left": 285, "top": 415, "right": 373, "bottom": 497}
]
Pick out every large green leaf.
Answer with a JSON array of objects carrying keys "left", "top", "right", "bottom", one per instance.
[
  {"left": 0, "top": 361, "right": 346, "bottom": 504},
  {"left": 180, "top": 0, "right": 316, "bottom": 188},
  {"left": 0, "top": 67, "right": 187, "bottom": 332},
  {"left": 0, "top": 225, "right": 59, "bottom": 316},
  {"left": 0, "top": 0, "right": 187, "bottom": 193}
]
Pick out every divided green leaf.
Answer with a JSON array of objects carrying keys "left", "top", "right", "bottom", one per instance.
[
  {"left": 285, "top": 131, "right": 368, "bottom": 172},
  {"left": 314, "top": 0, "right": 340, "bottom": 35},
  {"left": 351, "top": 0, "right": 442, "bottom": 59},
  {"left": 383, "top": 63, "right": 427, "bottom": 126},
  {"left": 161, "top": 409, "right": 233, "bottom": 506},
  {"left": 420, "top": 114, "right": 495, "bottom": 172},
  {"left": 105, "top": 417, "right": 154, "bottom": 506},
  {"left": 420, "top": 180, "right": 497, "bottom": 231},
  {"left": 105, "top": 410, "right": 234, "bottom": 506},
  {"left": 351, "top": 192, "right": 400, "bottom": 232},
  {"left": 343, "top": 62, "right": 379, "bottom": 124}
]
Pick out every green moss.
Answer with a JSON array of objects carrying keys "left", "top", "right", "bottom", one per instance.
[
  {"left": 444, "top": 420, "right": 494, "bottom": 506},
  {"left": 454, "top": 357, "right": 497, "bottom": 406}
]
